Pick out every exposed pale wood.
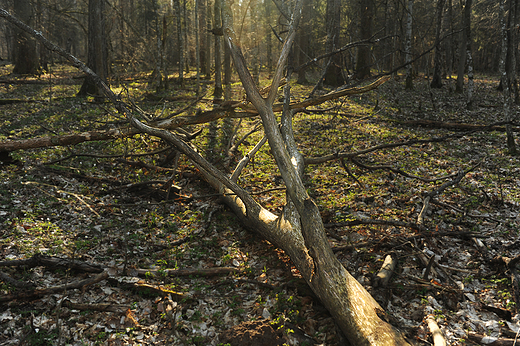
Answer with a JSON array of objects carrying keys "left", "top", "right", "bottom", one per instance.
[
  {"left": 427, "top": 315, "right": 447, "bottom": 346},
  {"left": 0, "top": 7, "right": 409, "bottom": 345},
  {"left": 374, "top": 255, "right": 397, "bottom": 288}
]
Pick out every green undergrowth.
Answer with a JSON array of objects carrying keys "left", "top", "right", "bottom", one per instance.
[{"left": 1, "top": 64, "right": 520, "bottom": 344}]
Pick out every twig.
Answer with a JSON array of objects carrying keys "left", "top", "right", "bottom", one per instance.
[
  {"left": 231, "top": 136, "right": 267, "bottom": 182},
  {"left": 417, "top": 162, "right": 480, "bottom": 225},
  {"left": 340, "top": 158, "right": 365, "bottom": 188}
]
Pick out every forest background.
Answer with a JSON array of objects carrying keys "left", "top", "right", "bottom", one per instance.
[{"left": 1, "top": 0, "right": 520, "bottom": 345}]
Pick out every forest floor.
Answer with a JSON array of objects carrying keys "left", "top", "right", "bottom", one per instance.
[{"left": 0, "top": 64, "right": 520, "bottom": 346}]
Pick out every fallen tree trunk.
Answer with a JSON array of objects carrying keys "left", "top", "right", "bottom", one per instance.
[{"left": 1, "top": 6, "right": 410, "bottom": 345}]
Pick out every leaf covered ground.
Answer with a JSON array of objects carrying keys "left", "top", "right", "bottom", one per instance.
[{"left": 1, "top": 65, "right": 520, "bottom": 346}]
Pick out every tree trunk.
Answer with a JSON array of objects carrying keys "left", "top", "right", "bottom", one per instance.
[
  {"left": 405, "top": 0, "right": 414, "bottom": 90},
  {"left": 265, "top": 0, "right": 273, "bottom": 74},
  {"left": 464, "top": 0, "right": 474, "bottom": 110},
  {"left": 444, "top": 0, "right": 454, "bottom": 81},
  {"left": 175, "top": 0, "right": 184, "bottom": 85},
  {"left": 296, "top": 0, "right": 311, "bottom": 84},
  {"left": 195, "top": 0, "right": 200, "bottom": 95},
  {"left": 355, "top": 0, "right": 374, "bottom": 80},
  {"left": 506, "top": 0, "right": 518, "bottom": 154},
  {"left": 213, "top": 0, "right": 223, "bottom": 99},
  {"left": 223, "top": 1, "right": 232, "bottom": 101},
  {"left": 250, "top": 0, "right": 259, "bottom": 86},
  {"left": 220, "top": 2, "right": 412, "bottom": 345},
  {"left": 431, "top": 0, "right": 446, "bottom": 88},
  {"left": 455, "top": 0, "right": 471, "bottom": 93},
  {"left": 77, "top": 0, "right": 108, "bottom": 100},
  {"left": 13, "top": 0, "right": 39, "bottom": 75},
  {"left": 323, "top": 0, "right": 344, "bottom": 86},
  {"left": 498, "top": 0, "right": 508, "bottom": 91},
  {"left": 1, "top": 5, "right": 411, "bottom": 345},
  {"left": 199, "top": 0, "right": 210, "bottom": 79}
]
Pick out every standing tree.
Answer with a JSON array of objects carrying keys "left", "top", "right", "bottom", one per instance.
[
  {"left": 504, "top": 0, "right": 518, "bottom": 154},
  {"left": 199, "top": 0, "right": 210, "bottom": 79},
  {"left": 323, "top": 0, "right": 344, "bottom": 86},
  {"left": 12, "top": 0, "right": 39, "bottom": 74},
  {"left": 456, "top": 0, "right": 473, "bottom": 94},
  {"left": 355, "top": 0, "right": 374, "bottom": 79},
  {"left": 213, "top": 0, "right": 223, "bottom": 99},
  {"left": 430, "top": 0, "right": 446, "bottom": 88},
  {"left": 405, "top": 0, "right": 414, "bottom": 90},
  {"left": 77, "top": 0, "right": 108, "bottom": 99},
  {"left": 464, "top": 0, "right": 475, "bottom": 110}
]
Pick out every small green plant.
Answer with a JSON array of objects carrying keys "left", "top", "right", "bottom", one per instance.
[{"left": 26, "top": 328, "right": 58, "bottom": 346}]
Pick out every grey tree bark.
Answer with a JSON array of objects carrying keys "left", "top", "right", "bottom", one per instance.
[
  {"left": 13, "top": 0, "right": 39, "bottom": 75},
  {"left": 219, "top": 1, "right": 412, "bottom": 345},
  {"left": 431, "top": 0, "right": 446, "bottom": 88},
  {"left": 265, "top": 0, "right": 273, "bottom": 73},
  {"left": 323, "top": 0, "right": 344, "bottom": 86},
  {"left": 213, "top": 0, "right": 223, "bottom": 99},
  {"left": 199, "top": 0, "right": 210, "bottom": 79},
  {"left": 464, "top": 0, "right": 475, "bottom": 110},
  {"left": 1, "top": 5, "right": 412, "bottom": 345},
  {"left": 505, "top": 0, "right": 518, "bottom": 154},
  {"left": 77, "top": 0, "right": 108, "bottom": 100},
  {"left": 405, "top": 0, "right": 413, "bottom": 90},
  {"left": 456, "top": 0, "right": 472, "bottom": 93},
  {"left": 355, "top": 0, "right": 374, "bottom": 80},
  {"left": 174, "top": 0, "right": 184, "bottom": 86}
]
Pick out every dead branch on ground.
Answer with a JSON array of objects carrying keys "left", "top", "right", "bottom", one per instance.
[
  {"left": 0, "top": 253, "right": 104, "bottom": 273},
  {"left": 0, "top": 271, "right": 108, "bottom": 302}
]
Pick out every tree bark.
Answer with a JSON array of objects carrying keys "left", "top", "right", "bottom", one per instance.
[
  {"left": 13, "top": 0, "right": 39, "bottom": 75},
  {"left": 405, "top": 0, "right": 414, "bottom": 90},
  {"left": 265, "top": 0, "right": 273, "bottom": 73},
  {"left": 431, "top": 0, "right": 446, "bottom": 88},
  {"left": 213, "top": 0, "right": 223, "bottom": 99},
  {"left": 324, "top": 0, "right": 344, "bottom": 86},
  {"left": 455, "top": 0, "right": 471, "bottom": 93},
  {"left": 355, "top": 0, "right": 374, "bottom": 80},
  {"left": 1, "top": 7, "right": 410, "bottom": 345},
  {"left": 175, "top": 0, "right": 184, "bottom": 86},
  {"left": 464, "top": 0, "right": 475, "bottom": 110},
  {"left": 221, "top": 2, "right": 410, "bottom": 345},
  {"left": 199, "top": 0, "right": 210, "bottom": 78},
  {"left": 77, "top": 0, "right": 108, "bottom": 100},
  {"left": 505, "top": 0, "right": 518, "bottom": 154},
  {"left": 296, "top": 0, "right": 311, "bottom": 84}
]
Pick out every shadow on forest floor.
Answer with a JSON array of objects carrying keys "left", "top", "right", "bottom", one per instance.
[{"left": 1, "top": 65, "right": 520, "bottom": 345}]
